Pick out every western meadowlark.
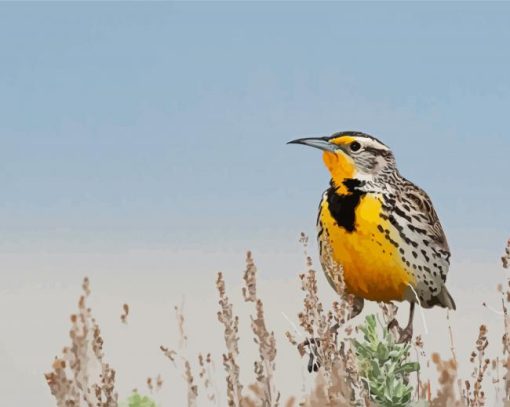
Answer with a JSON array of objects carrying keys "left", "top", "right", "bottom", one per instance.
[{"left": 288, "top": 131, "right": 455, "bottom": 342}]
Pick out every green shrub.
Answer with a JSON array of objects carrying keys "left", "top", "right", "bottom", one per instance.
[
  {"left": 119, "top": 391, "right": 157, "bottom": 407},
  {"left": 353, "top": 314, "right": 419, "bottom": 407}
]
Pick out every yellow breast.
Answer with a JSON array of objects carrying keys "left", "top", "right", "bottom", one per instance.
[{"left": 319, "top": 193, "right": 414, "bottom": 302}]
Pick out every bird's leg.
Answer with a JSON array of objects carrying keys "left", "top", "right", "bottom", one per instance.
[
  {"left": 400, "top": 302, "right": 415, "bottom": 343},
  {"left": 387, "top": 302, "right": 415, "bottom": 343}
]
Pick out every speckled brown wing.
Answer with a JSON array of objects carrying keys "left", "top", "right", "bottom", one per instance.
[
  {"left": 396, "top": 179, "right": 455, "bottom": 310},
  {"left": 398, "top": 180, "right": 450, "bottom": 256}
]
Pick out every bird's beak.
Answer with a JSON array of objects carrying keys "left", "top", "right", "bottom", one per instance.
[{"left": 287, "top": 137, "right": 337, "bottom": 152}]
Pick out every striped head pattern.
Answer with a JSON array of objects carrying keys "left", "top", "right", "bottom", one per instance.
[{"left": 288, "top": 131, "right": 397, "bottom": 190}]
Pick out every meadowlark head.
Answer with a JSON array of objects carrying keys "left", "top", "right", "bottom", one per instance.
[{"left": 288, "top": 131, "right": 396, "bottom": 186}]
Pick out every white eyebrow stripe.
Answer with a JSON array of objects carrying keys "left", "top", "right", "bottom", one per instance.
[{"left": 359, "top": 137, "right": 390, "bottom": 151}]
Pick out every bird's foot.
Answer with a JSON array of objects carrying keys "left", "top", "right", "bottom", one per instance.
[
  {"left": 387, "top": 318, "right": 413, "bottom": 344},
  {"left": 300, "top": 324, "right": 340, "bottom": 373},
  {"left": 300, "top": 337, "right": 321, "bottom": 372},
  {"left": 347, "top": 295, "right": 365, "bottom": 320}
]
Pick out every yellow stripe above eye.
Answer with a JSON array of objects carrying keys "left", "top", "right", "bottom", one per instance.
[{"left": 329, "top": 135, "right": 356, "bottom": 146}]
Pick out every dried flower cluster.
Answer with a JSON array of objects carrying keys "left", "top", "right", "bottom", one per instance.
[
  {"left": 45, "top": 277, "right": 118, "bottom": 407},
  {"left": 429, "top": 353, "right": 462, "bottom": 406},
  {"left": 147, "top": 374, "right": 163, "bottom": 393},
  {"left": 500, "top": 239, "right": 510, "bottom": 403},
  {"left": 242, "top": 251, "right": 280, "bottom": 406},
  {"left": 120, "top": 303, "right": 129, "bottom": 324},
  {"left": 198, "top": 353, "right": 217, "bottom": 403},
  {"left": 288, "top": 234, "right": 364, "bottom": 406},
  {"left": 502, "top": 239, "right": 510, "bottom": 269},
  {"left": 463, "top": 325, "right": 490, "bottom": 406},
  {"left": 216, "top": 272, "right": 244, "bottom": 406}
]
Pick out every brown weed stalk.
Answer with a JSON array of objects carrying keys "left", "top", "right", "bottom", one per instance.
[
  {"left": 161, "top": 305, "right": 198, "bottom": 407},
  {"left": 430, "top": 353, "right": 463, "bottom": 406},
  {"left": 120, "top": 303, "right": 129, "bottom": 324},
  {"left": 288, "top": 234, "right": 362, "bottom": 406},
  {"left": 146, "top": 374, "right": 163, "bottom": 393},
  {"left": 44, "top": 277, "right": 118, "bottom": 407},
  {"left": 217, "top": 272, "right": 244, "bottom": 406},
  {"left": 198, "top": 353, "right": 217, "bottom": 403},
  {"left": 463, "top": 325, "right": 490, "bottom": 406},
  {"left": 242, "top": 251, "right": 280, "bottom": 406},
  {"left": 502, "top": 239, "right": 510, "bottom": 270}
]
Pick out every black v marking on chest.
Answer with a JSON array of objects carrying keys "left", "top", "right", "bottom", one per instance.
[{"left": 326, "top": 179, "right": 365, "bottom": 232}]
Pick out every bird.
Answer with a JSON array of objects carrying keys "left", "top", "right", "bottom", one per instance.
[{"left": 288, "top": 131, "right": 455, "bottom": 343}]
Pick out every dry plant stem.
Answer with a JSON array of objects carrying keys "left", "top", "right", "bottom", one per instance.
[
  {"left": 430, "top": 353, "right": 463, "bottom": 407},
  {"left": 492, "top": 358, "right": 501, "bottom": 404},
  {"left": 291, "top": 234, "right": 361, "bottom": 405},
  {"left": 185, "top": 360, "right": 199, "bottom": 407},
  {"left": 501, "top": 246, "right": 510, "bottom": 402},
  {"left": 413, "top": 335, "right": 424, "bottom": 400},
  {"left": 147, "top": 374, "right": 163, "bottom": 393},
  {"left": 176, "top": 304, "right": 189, "bottom": 349},
  {"left": 177, "top": 305, "right": 199, "bottom": 407},
  {"left": 298, "top": 236, "right": 332, "bottom": 360},
  {"left": 198, "top": 353, "right": 217, "bottom": 403},
  {"left": 502, "top": 239, "right": 510, "bottom": 269},
  {"left": 217, "top": 272, "right": 244, "bottom": 407},
  {"left": 45, "top": 277, "right": 118, "bottom": 407},
  {"left": 447, "top": 310, "right": 458, "bottom": 364},
  {"left": 120, "top": 303, "right": 129, "bottom": 324},
  {"left": 464, "top": 325, "right": 489, "bottom": 406},
  {"left": 242, "top": 251, "right": 280, "bottom": 407},
  {"left": 161, "top": 305, "right": 198, "bottom": 407},
  {"left": 500, "top": 239, "right": 510, "bottom": 405},
  {"left": 160, "top": 346, "right": 177, "bottom": 365}
]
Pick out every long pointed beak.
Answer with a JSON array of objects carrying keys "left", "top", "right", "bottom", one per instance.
[{"left": 287, "top": 137, "right": 337, "bottom": 152}]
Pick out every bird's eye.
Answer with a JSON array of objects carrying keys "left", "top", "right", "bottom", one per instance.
[{"left": 350, "top": 141, "right": 361, "bottom": 152}]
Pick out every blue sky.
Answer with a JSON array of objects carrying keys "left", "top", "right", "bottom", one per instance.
[{"left": 0, "top": 2, "right": 509, "bottom": 265}]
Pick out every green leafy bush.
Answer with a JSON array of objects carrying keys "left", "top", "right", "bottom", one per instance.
[
  {"left": 353, "top": 314, "right": 419, "bottom": 407},
  {"left": 119, "top": 391, "right": 157, "bottom": 407}
]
